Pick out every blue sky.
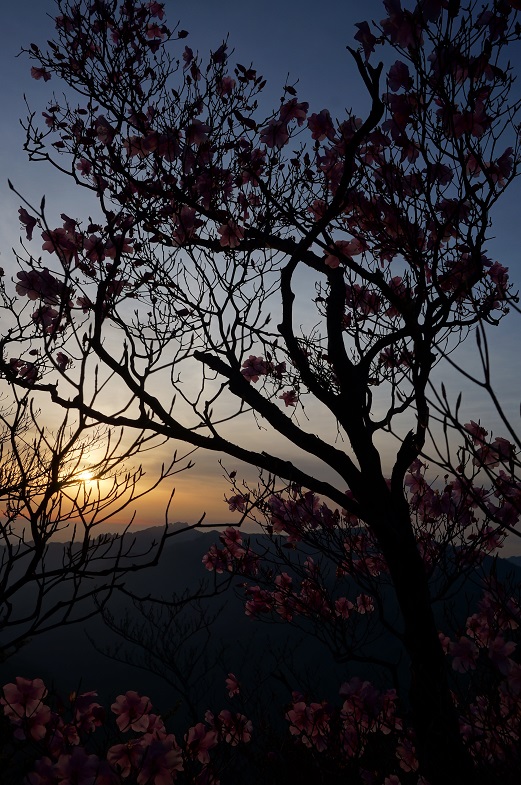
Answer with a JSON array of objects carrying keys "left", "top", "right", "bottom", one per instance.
[{"left": 0, "top": 0, "right": 520, "bottom": 537}]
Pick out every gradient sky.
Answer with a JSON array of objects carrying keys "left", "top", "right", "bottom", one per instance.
[{"left": 0, "top": 1, "right": 520, "bottom": 536}]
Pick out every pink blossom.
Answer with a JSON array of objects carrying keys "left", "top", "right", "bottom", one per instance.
[
  {"left": 335, "top": 597, "right": 354, "bottom": 618},
  {"left": 54, "top": 748, "right": 101, "bottom": 784},
  {"left": 438, "top": 632, "right": 451, "bottom": 654},
  {"left": 396, "top": 737, "right": 419, "bottom": 772},
  {"left": 31, "top": 66, "right": 51, "bottom": 81},
  {"left": 25, "top": 756, "right": 55, "bottom": 785},
  {"left": 146, "top": 713, "right": 167, "bottom": 736},
  {"left": 172, "top": 206, "right": 204, "bottom": 246},
  {"left": 137, "top": 735, "right": 183, "bottom": 784},
  {"left": 240, "top": 355, "right": 268, "bottom": 383},
  {"left": 279, "top": 390, "right": 297, "bottom": 407},
  {"left": 104, "top": 236, "right": 134, "bottom": 259},
  {"left": 273, "top": 581, "right": 296, "bottom": 621},
  {"left": 450, "top": 636, "right": 479, "bottom": 673},
  {"left": 379, "top": 346, "right": 413, "bottom": 369},
  {"left": 279, "top": 98, "right": 309, "bottom": 125},
  {"left": 307, "top": 199, "right": 327, "bottom": 221},
  {"left": 244, "top": 585, "right": 274, "bottom": 617},
  {"left": 346, "top": 283, "right": 381, "bottom": 316},
  {"left": 383, "top": 92, "right": 415, "bottom": 136},
  {"left": 84, "top": 234, "right": 106, "bottom": 263},
  {"left": 9, "top": 358, "right": 38, "bottom": 383},
  {"left": 218, "top": 221, "right": 245, "bottom": 248},
  {"left": 146, "top": 22, "right": 167, "bottom": 41},
  {"left": 55, "top": 14, "right": 74, "bottom": 31},
  {"left": 148, "top": 1, "right": 165, "bottom": 19},
  {"left": 186, "top": 120, "right": 210, "bottom": 146},
  {"left": 220, "top": 527, "right": 243, "bottom": 548},
  {"left": 356, "top": 594, "right": 374, "bottom": 614},
  {"left": 225, "top": 673, "right": 240, "bottom": 698},
  {"left": 55, "top": 352, "right": 71, "bottom": 372},
  {"left": 31, "top": 305, "right": 60, "bottom": 335},
  {"left": 76, "top": 158, "right": 92, "bottom": 177},
  {"left": 211, "top": 43, "right": 228, "bottom": 65},
  {"left": 275, "top": 572, "right": 293, "bottom": 591},
  {"left": 217, "top": 710, "right": 252, "bottom": 745},
  {"left": 354, "top": 21, "right": 377, "bottom": 61},
  {"left": 95, "top": 116, "right": 115, "bottom": 146},
  {"left": 202, "top": 544, "right": 229, "bottom": 573},
  {"left": 1, "top": 678, "right": 50, "bottom": 740},
  {"left": 154, "top": 130, "right": 182, "bottom": 160},
  {"left": 19, "top": 207, "right": 37, "bottom": 241},
  {"left": 474, "top": 436, "right": 514, "bottom": 469},
  {"left": 452, "top": 102, "right": 492, "bottom": 139},
  {"left": 487, "top": 262, "right": 509, "bottom": 295},
  {"left": 182, "top": 46, "right": 194, "bottom": 68},
  {"left": 107, "top": 738, "right": 143, "bottom": 777},
  {"left": 506, "top": 662, "right": 521, "bottom": 696},
  {"left": 490, "top": 147, "right": 514, "bottom": 186},
  {"left": 387, "top": 60, "right": 413, "bottom": 92},
  {"left": 220, "top": 534, "right": 245, "bottom": 560},
  {"left": 185, "top": 723, "right": 218, "bottom": 763},
  {"left": 286, "top": 700, "right": 330, "bottom": 751},
  {"left": 488, "top": 636, "right": 516, "bottom": 675},
  {"left": 237, "top": 548, "right": 260, "bottom": 577},
  {"left": 77, "top": 296, "right": 93, "bottom": 313},
  {"left": 217, "top": 75, "right": 236, "bottom": 96},
  {"left": 286, "top": 700, "right": 313, "bottom": 737},
  {"left": 226, "top": 494, "right": 248, "bottom": 512},
  {"left": 111, "top": 691, "right": 152, "bottom": 732},
  {"left": 468, "top": 525, "right": 504, "bottom": 553},
  {"left": 260, "top": 119, "right": 289, "bottom": 149},
  {"left": 73, "top": 691, "right": 105, "bottom": 734},
  {"left": 324, "top": 239, "right": 364, "bottom": 267},
  {"left": 41, "top": 227, "right": 79, "bottom": 265},
  {"left": 307, "top": 109, "right": 336, "bottom": 141},
  {"left": 381, "top": 0, "right": 422, "bottom": 49},
  {"left": 466, "top": 153, "right": 482, "bottom": 178},
  {"left": 43, "top": 109, "right": 58, "bottom": 129},
  {"left": 465, "top": 421, "right": 488, "bottom": 445},
  {"left": 124, "top": 135, "right": 149, "bottom": 158}
]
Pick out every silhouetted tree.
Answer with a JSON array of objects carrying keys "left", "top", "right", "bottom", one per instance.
[
  {"left": 0, "top": 383, "right": 183, "bottom": 661},
  {"left": 2, "top": 0, "right": 521, "bottom": 781}
]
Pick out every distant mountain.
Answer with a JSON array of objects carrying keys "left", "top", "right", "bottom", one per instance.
[
  {"left": 1, "top": 528, "right": 520, "bottom": 727},
  {"left": 0, "top": 527, "right": 336, "bottom": 722}
]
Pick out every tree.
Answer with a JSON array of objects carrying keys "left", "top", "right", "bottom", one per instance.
[
  {"left": 1, "top": 0, "right": 521, "bottom": 781},
  {"left": 0, "top": 375, "right": 183, "bottom": 662}
]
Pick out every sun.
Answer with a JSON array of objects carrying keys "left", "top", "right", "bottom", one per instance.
[{"left": 76, "top": 469, "right": 95, "bottom": 483}]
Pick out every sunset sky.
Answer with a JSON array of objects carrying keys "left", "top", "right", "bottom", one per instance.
[{"left": 0, "top": 0, "right": 520, "bottom": 535}]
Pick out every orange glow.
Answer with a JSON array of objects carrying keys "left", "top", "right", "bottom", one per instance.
[{"left": 76, "top": 469, "right": 96, "bottom": 483}]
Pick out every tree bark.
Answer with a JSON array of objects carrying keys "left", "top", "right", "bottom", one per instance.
[{"left": 376, "top": 514, "right": 478, "bottom": 785}]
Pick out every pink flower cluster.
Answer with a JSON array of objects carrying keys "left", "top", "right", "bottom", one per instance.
[
  {"left": 202, "top": 528, "right": 259, "bottom": 576},
  {"left": 286, "top": 678, "right": 407, "bottom": 773},
  {"left": 0, "top": 679, "right": 252, "bottom": 785},
  {"left": 441, "top": 587, "right": 521, "bottom": 761},
  {"left": 259, "top": 98, "right": 309, "bottom": 150},
  {"left": 267, "top": 491, "right": 337, "bottom": 541},
  {"left": 323, "top": 239, "right": 365, "bottom": 269},
  {"left": 404, "top": 449, "right": 519, "bottom": 562},
  {"left": 241, "top": 573, "right": 374, "bottom": 623},
  {"left": 202, "top": 513, "right": 377, "bottom": 624},
  {"left": 240, "top": 355, "right": 286, "bottom": 383}
]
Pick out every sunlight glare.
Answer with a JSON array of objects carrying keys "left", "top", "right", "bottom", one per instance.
[{"left": 76, "top": 469, "right": 95, "bottom": 483}]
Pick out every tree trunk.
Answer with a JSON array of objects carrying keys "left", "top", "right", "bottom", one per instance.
[{"left": 377, "top": 519, "right": 478, "bottom": 785}]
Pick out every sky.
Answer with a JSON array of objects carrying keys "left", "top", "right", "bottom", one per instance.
[{"left": 0, "top": 0, "right": 520, "bottom": 538}]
